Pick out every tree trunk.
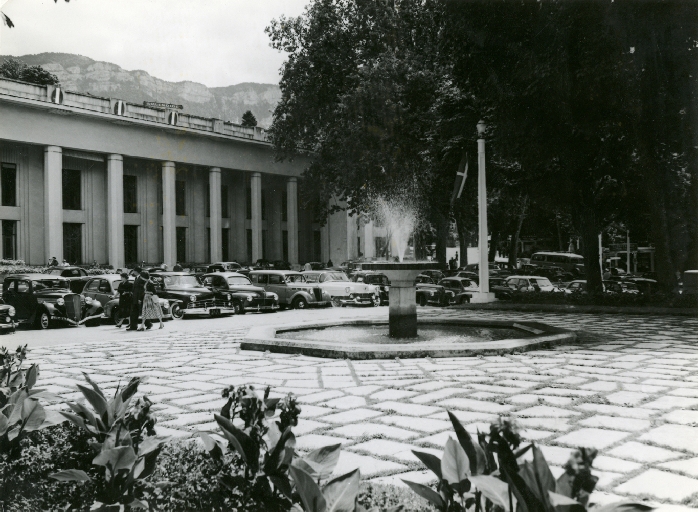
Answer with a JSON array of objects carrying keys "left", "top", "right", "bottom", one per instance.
[
  {"left": 580, "top": 207, "right": 603, "bottom": 296},
  {"left": 435, "top": 213, "right": 449, "bottom": 267},
  {"left": 488, "top": 231, "right": 499, "bottom": 262},
  {"left": 508, "top": 196, "right": 528, "bottom": 271},
  {"left": 456, "top": 217, "right": 471, "bottom": 267},
  {"left": 555, "top": 213, "right": 563, "bottom": 251}
]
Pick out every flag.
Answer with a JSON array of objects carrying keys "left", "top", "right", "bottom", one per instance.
[{"left": 450, "top": 150, "right": 468, "bottom": 204}]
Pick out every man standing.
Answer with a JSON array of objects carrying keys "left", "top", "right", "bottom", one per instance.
[
  {"left": 128, "top": 269, "right": 152, "bottom": 330},
  {"left": 173, "top": 261, "right": 183, "bottom": 272}
]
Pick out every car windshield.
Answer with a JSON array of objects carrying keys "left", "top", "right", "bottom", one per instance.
[
  {"left": 303, "top": 274, "right": 320, "bottom": 283},
  {"left": 162, "top": 275, "right": 199, "bottom": 287},
  {"left": 531, "top": 278, "right": 553, "bottom": 287},
  {"left": 325, "top": 273, "right": 348, "bottom": 282},
  {"left": 36, "top": 279, "right": 69, "bottom": 290},
  {"left": 285, "top": 274, "right": 306, "bottom": 283},
  {"left": 365, "top": 275, "right": 388, "bottom": 285},
  {"left": 228, "top": 276, "right": 252, "bottom": 286},
  {"left": 46, "top": 269, "right": 63, "bottom": 275}
]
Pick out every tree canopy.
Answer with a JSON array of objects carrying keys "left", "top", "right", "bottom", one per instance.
[
  {"left": 0, "top": 58, "right": 59, "bottom": 86},
  {"left": 241, "top": 110, "right": 258, "bottom": 127}
]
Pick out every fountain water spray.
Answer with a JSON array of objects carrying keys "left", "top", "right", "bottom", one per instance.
[{"left": 371, "top": 194, "right": 418, "bottom": 262}]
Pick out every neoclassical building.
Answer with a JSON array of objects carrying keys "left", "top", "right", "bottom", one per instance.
[{"left": 0, "top": 77, "right": 379, "bottom": 268}]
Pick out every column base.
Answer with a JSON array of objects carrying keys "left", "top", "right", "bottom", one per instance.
[
  {"left": 468, "top": 292, "right": 497, "bottom": 304},
  {"left": 389, "top": 313, "right": 418, "bottom": 338}
]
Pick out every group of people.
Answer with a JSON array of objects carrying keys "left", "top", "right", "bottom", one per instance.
[
  {"left": 47, "top": 256, "right": 69, "bottom": 267},
  {"left": 115, "top": 268, "right": 164, "bottom": 331}
]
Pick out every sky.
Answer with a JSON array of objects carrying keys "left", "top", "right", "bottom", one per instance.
[{"left": 0, "top": 0, "right": 309, "bottom": 87}]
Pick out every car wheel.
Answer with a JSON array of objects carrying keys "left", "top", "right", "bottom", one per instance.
[
  {"left": 233, "top": 301, "right": 245, "bottom": 315},
  {"left": 293, "top": 297, "right": 308, "bottom": 310},
  {"left": 171, "top": 304, "right": 184, "bottom": 319},
  {"left": 418, "top": 295, "right": 427, "bottom": 307},
  {"left": 111, "top": 307, "right": 120, "bottom": 325},
  {"left": 35, "top": 311, "right": 50, "bottom": 330},
  {"left": 331, "top": 297, "right": 342, "bottom": 308}
]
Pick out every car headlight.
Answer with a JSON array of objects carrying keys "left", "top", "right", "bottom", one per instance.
[
  {"left": 162, "top": 302, "right": 169, "bottom": 310},
  {"left": 5, "top": 317, "right": 10, "bottom": 323},
  {"left": 271, "top": 293, "right": 278, "bottom": 300},
  {"left": 246, "top": 295, "right": 254, "bottom": 302},
  {"left": 227, "top": 294, "right": 231, "bottom": 300},
  {"left": 8, "top": 307, "right": 15, "bottom": 317},
  {"left": 56, "top": 298, "right": 64, "bottom": 306},
  {"left": 84, "top": 297, "right": 93, "bottom": 304},
  {"left": 190, "top": 295, "right": 197, "bottom": 303}
]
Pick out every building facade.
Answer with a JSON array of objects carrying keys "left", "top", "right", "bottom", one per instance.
[{"left": 0, "top": 77, "right": 359, "bottom": 268}]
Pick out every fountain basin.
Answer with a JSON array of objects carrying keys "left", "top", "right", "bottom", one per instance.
[{"left": 241, "top": 318, "right": 576, "bottom": 359}]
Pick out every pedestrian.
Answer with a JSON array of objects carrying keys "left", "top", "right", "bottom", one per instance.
[
  {"left": 128, "top": 268, "right": 152, "bottom": 330},
  {"left": 160, "top": 263, "right": 168, "bottom": 271},
  {"left": 173, "top": 261, "right": 183, "bottom": 272},
  {"left": 327, "top": 258, "right": 333, "bottom": 268},
  {"left": 115, "top": 272, "right": 133, "bottom": 328},
  {"left": 62, "top": 259, "right": 69, "bottom": 267},
  {"left": 48, "top": 256, "right": 58, "bottom": 267},
  {"left": 138, "top": 271, "right": 163, "bottom": 331},
  {"left": 303, "top": 262, "right": 312, "bottom": 272}
]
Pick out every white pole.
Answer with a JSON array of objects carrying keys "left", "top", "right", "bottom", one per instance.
[
  {"left": 478, "top": 135, "right": 489, "bottom": 294},
  {"left": 598, "top": 233, "right": 603, "bottom": 274},
  {"left": 626, "top": 231, "right": 631, "bottom": 274}
]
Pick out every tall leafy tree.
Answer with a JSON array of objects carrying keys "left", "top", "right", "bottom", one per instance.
[
  {"left": 241, "top": 110, "right": 258, "bottom": 127},
  {"left": 0, "top": 58, "right": 59, "bottom": 86}
]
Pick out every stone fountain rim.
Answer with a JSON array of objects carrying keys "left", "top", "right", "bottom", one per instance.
[{"left": 241, "top": 318, "right": 577, "bottom": 360}]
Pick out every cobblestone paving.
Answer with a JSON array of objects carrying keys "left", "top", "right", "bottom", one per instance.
[{"left": 27, "top": 309, "right": 698, "bottom": 509}]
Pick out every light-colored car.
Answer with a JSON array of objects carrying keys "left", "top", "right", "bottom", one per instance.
[
  {"left": 82, "top": 275, "right": 176, "bottom": 322},
  {"left": 302, "top": 270, "right": 380, "bottom": 307},
  {"left": 249, "top": 270, "right": 332, "bottom": 309},
  {"left": 564, "top": 279, "right": 639, "bottom": 295},
  {"left": 505, "top": 275, "right": 557, "bottom": 292}
]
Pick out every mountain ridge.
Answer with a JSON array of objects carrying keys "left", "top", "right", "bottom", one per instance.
[{"left": 1, "top": 52, "right": 281, "bottom": 127}]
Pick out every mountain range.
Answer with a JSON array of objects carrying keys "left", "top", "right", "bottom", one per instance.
[{"left": 2, "top": 53, "right": 281, "bottom": 128}]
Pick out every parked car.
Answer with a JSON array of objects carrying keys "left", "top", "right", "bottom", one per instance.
[
  {"left": 249, "top": 270, "right": 332, "bottom": 309},
  {"left": 505, "top": 276, "right": 557, "bottom": 293},
  {"left": 415, "top": 275, "right": 451, "bottom": 306},
  {"left": 489, "top": 277, "right": 514, "bottom": 300},
  {"left": 1, "top": 274, "right": 103, "bottom": 329},
  {"left": 201, "top": 272, "right": 279, "bottom": 314},
  {"left": 302, "top": 270, "right": 379, "bottom": 307},
  {"left": 438, "top": 277, "right": 479, "bottom": 304},
  {"left": 454, "top": 270, "right": 480, "bottom": 283},
  {"left": 530, "top": 252, "right": 585, "bottom": 273},
  {"left": 623, "top": 277, "right": 659, "bottom": 295},
  {"left": 678, "top": 270, "right": 698, "bottom": 295},
  {"left": 44, "top": 266, "right": 91, "bottom": 293},
  {"left": 563, "top": 280, "right": 639, "bottom": 295},
  {"left": 533, "top": 266, "right": 574, "bottom": 283},
  {"left": 207, "top": 262, "right": 243, "bottom": 273},
  {"left": 0, "top": 303, "right": 16, "bottom": 334},
  {"left": 82, "top": 275, "right": 177, "bottom": 323},
  {"left": 462, "top": 263, "right": 501, "bottom": 273},
  {"left": 190, "top": 264, "right": 210, "bottom": 283},
  {"left": 150, "top": 272, "right": 235, "bottom": 317},
  {"left": 352, "top": 271, "right": 390, "bottom": 305}
]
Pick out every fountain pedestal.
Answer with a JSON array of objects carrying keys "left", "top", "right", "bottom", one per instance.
[{"left": 362, "top": 262, "right": 443, "bottom": 338}]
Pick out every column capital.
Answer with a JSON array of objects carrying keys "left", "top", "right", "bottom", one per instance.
[
  {"left": 107, "top": 154, "right": 123, "bottom": 162},
  {"left": 44, "top": 145, "right": 62, "bottom": 154},
  {"left": 209, "top": 167, "right": 221, "bottom": 174},
  {"left": 251, "top": 171, "right": 262, "bottom": 178},
  {"left": 287, "top": 176, "right": 298, "bottom": 183},
  {"left": 162, "top": 161, "right": 176, "bottom": 168}
]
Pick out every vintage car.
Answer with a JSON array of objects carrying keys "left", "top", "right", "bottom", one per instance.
[
  {"left": 0, "top": 303, "right": 16, "bottom": 334},
  {"left": 351, "top": 271, "right": 390, "bottom": 305},
  {"left": 564, "top": 280, "right": 639, "bottom": 295},
  {"left": 303, "top": 270, "right": 379, "bottom": 307},
  {"left": 44, "top": 266, "right": 91, "bottom": 293},
  {"left": 249, "top": 270, "right": 332, "bottom": 309},
  {"left": 150, "top": 272, "right": 235, "bottom": 317},
  {"left": 1, "top": 274, "right": 103, "bottom": 329},
  {"left": 419, "top": 269, "right": 446, "bottom": 282},
  {"left": 207, "top": 262, "right": 243, "bottom": 273},
  {"left": 201, "top": 272, "right": 279, "bottom": 314},
  {"left": 81, "top": 275, "right": 178, "bottom": 323},
  {"left": 414, "top": 275, "right": 451, "bottom": 307},
  {"left": 438, "top": 277, "right": 479, "bottom": 304},
  {"left": 505, "top": 276, "right": 558, "bottom": 293}
]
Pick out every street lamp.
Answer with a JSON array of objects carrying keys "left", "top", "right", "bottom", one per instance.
[{"left": 471, "top": 120, "right": 496, "bottom": 303}]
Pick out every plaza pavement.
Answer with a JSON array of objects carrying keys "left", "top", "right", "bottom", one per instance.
[{"left": 18, "top": 307, "right": 698, "bottom": 510}]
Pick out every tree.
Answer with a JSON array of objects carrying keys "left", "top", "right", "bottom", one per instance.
[
  {"left": 241, "top": 110, "right": 258, "bottom": 127},
  {"left": 0, "top": 58, "right": 59, "bottom": 86}
]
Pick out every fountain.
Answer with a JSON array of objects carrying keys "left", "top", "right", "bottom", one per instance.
[{"left": 241, "top": 193, "right": 576, "bottom": 358}]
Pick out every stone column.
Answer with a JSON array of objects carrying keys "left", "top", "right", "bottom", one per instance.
[
  {"left": 162, "top": 161, "right": 176, "bottom": 267},
  {"left": 209, "top": 168, "right": 222, "bottom": 262},
  {"left": 286, "top": 177, "right": 299, "bottom": 265},
  {"left": 44, "top": 146, "right": 63, "bottom": 263},
  {"left": 107, "top": 154, "right": 125, "bottom": 269},
  {"left": 250, "top": 172, "right": 262, "bottom": 262}
]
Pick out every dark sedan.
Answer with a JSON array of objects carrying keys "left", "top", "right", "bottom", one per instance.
[
  {"left": 44, "top": 266, "right": 91, "bottom": 293},
  {"left": 201, "top": 272, "right": 279, "bottom": 314},
  {"left": 415, "top": 275, "right": 450, "bottom": 307},
  {"left": 151, "top": 272, "right": 235, "bottom": 317}
]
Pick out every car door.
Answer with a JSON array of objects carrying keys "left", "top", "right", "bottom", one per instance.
[
  {"left": 95, "top": 279, "right": 115, "bottom": 307},
  {"left": 12, "top": 279, "right": 35, "bottom": 320},
  {"left": 212, "top": 275, "right": 228, "bottom": 293},
  {"left": 82, "top": 279, "right": 100, "bottom": 301},
  {"left": 267, "top": 274, "right": 286, "bottom": 300}
]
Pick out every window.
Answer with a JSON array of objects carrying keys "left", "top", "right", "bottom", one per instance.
[
  {"left": 85, "top": 279, "right": 100, "bottom": 292},
  {"left": 222, "top": 228, "right": 229, "bottom": 261},
  {"left": 256, "top": 274, "right": 268, "bottom": 284},
  {"left": 123, "top": 175, "right": 137, "bottom": 213},
  {"left": 281, "top": 190, "right": 287, "bottom": 221},
  {"left": 246, "top": 229, "right": 252, "bottom": 263},
  {"left": 63, "top": 223, "right": 82, "bottom": 264},
  {"left": 62, "top": 169, "right": 81, "bottom": 210},
  {"left": 269, "top": 274, "right": 283, "bottom": 285},
  {"left": 282, "top": 230, "right": 288, "bottom": 262},
  {"left": 221, "top": 186, "right": 229, "bottom": 218},
  {"left": 98, "top": 280, "right": 111, "bottom": 293},
  {"left": 124, "top": 225, "right": 138, "bottom": 264},
  {"left": 246, "top": 186, "right": 251, "bottom": 219},
  {"left": 176, "top": 227, "right": 186, "bottom": 262},
  {"left": 2, "top": 220, "right": 17, "bottom": 260},
  {"left": 175, "top": 180, "right": 186, "bottom": 215},
  {"left": 1, "top": 163, "right": 17, "bottom": 207},
  {"left": 16, "top": 280, "right": 29, "bottom": 293},
  {"left": 261, "top": 190, "right": 267, "bottom": 220}
]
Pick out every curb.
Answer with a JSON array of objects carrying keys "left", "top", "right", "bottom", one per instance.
[{"left": 451, "top": 303, "right": 698, "bottom": 317}]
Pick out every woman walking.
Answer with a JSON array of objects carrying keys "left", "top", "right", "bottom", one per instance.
[
  {"left": 115, "top": 272, "right": 133, "bottom": 328},
  {"left": 138, "top": 271, "right": 164, "bottom": 331}
]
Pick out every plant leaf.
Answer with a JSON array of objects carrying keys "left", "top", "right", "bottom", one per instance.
[
  {"left": 448, "top": 411, "right": 487, "bottom": 475},
  {"left": 93, "top": 446, "right": 137, "bottom": 473},
  {"left": 214, "top": 413, "right": 259, "bottom": 471},
  {"left": 401, "top": 480, "right": 446, "bottom": 510},
  {"left": 296, "top": 443, "right": 342, "bottom": 480},
  {"left": 470, "top": 475, "right": 513, "bottom": 510},
  {"left": 548, "top": 491, "right": 584, "bottom": 509},
  {"left": 199, "top": 431, "right": 224, "bottom": 460},
  {"left": 323, "top": 468, "right": 360, "bottom": 512},
  {"left": 593, "top": 502, "right": 656, "bottom": 512},
  {"left": 412, "top": 450, "right": 442, "bottom": 479},
  {"left": 290, "top": 465, "right": 327, "bottom": 512},
  {"left": 24, "top": 364, "right": 38, "bottom": 390},
  {"left": 120, "top": 377, "right": 141, "bottom": 402},
  {"left": 49, "top": 469, "right": 91, "bottom": 482},
  {"left": 0, "top": 413, "right": 8, "bottom": 435},
  {"left": 533, "top": 445, "right": 556, "bottom": 495},
  {"left": 441, "top": 437, "right": 470, "bottom": 485},
  {"left": 76, "top": 384, "right": 108, "bottom": 417}
]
